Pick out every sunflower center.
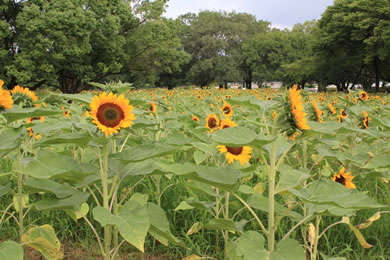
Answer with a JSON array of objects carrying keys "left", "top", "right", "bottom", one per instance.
[
  {"left": 97, "top": 103, "right": 124, "bottom": 127},
  {"left": 226, "top": 146, "right": 243, "bottom": 155},
  {"left": 208, "top": 118, "right": 217, "bottom": 128},
  {"left": 334, "top": 175, "right": 346, "bottom": 186},
  {"left": 222, "top": 124, "right": 230, "bottom": 129},
  {"left": 223, "top": 106, "right": 230, "bottom": 114}
]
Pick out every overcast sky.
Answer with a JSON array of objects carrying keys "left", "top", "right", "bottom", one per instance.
[{"left": 164, "top": 0, "right": 334, "bottom": 29}]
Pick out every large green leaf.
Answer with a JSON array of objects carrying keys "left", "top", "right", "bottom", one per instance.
[
  {"left": 93, "top": 200, "right": 150, "bottom": 252},
  {"left": 247, "top": 194, "right": 302, "bottom": 221},
  {"left": 22, "top": 150, "right": 97, "bottom": 181},
  {"left": 0, "top": 127, "right": 25, "bottom": 152},
  {"left": 203, "top": 219, "right": 237, "bottom": 232},
  {"left": 306, "top": 203, "right": 357, "bottom": 217},
  {"left": 24, "top": 178, "right": 78, "bottom": 198},
  {"left": 211, "top": 126, "right": 257, "bottom": 146},
  {"left": 235, "top": 231, "right": 304, "bottom": 260},
  {"left": 364, "top": 154, "right": 390, "bottom": 169},
  {"left": 275, "top": 165, "right": 310, "bottom": 194},
  {"left": 117, "top": 143, "right": 181, "bottom": 162},
  {"left": 1, "top": 108, "right": 62, "bottom": 123},
  {"left": 307, "top": 121, "right": 342, "bottom": 136},
  {"left": 21, "top": 225, "right": 63, "bottom": 260},
  {"left": 32, "top": 191, "right": 90, "bottom": 211},
  {"left": 0, "top": 241, "right": 23, "bottom": 260},
  {"left": 154, "top": 161, "right": 240, "bottom": 189},
  {"left": 56, "top": 93, "right": 93, "bottom": 104},
  {"left": 146, "top": 203, "right": 185, "bottom": 247},
  {"left": 289, "top": 180, "right": 383, "bottom": 209},
  {"left": 36, "top": 133, "right": 90, "bottom": 147}
]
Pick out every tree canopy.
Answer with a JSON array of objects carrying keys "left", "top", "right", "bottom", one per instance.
[{"left": 0, "top": 0, "right": 389, "bottom": 92}]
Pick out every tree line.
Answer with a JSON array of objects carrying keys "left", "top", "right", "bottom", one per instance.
[{"left": 0, "top": 0, "right": 389, "bottom": 93}]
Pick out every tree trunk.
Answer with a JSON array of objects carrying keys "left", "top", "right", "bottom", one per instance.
[
  {"left": 374, "top": 56, "right": 381, "bottom": 92},
  {"left": 60, "top": 74, "right": 82, "bottom": 93}
]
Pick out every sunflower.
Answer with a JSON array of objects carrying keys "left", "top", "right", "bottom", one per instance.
[
  {"left": 361, "top": 111, "right": 369, "bottom": 128},
  {"left": 89, "top": 92, "right": 135, "bottom": 137},
  {"left": 340, "top": 109, "right": 347, "bottom": 119},
  {"left": 205, "top": 114, "right": 219, "bottom": 132},
  {"left": 0, "top": 82, "right": 13, "bottom": 111},
  {"left": 221, "top": 101, "right": 233, "bottom": 117},
  {"left": 216, "top": 145, "right": 252, "bottom": 165},
  {"left": 312, "top": 101, "right": 323, "bottom": 123},
  {"left": 219, "top": 118, "right": 237, "bottom": 129},
  {"left": 288, "top": 85, "right": 310, "bottom": 130},
  {"left": 327, "top": 103, "right": 337, "bottom": 115},
  {"left": 331, "top": 167, "right": 356, "bottom": 189},
  {"left": 11, "top": 85, "right": 38, "bottom": 107},
  {"left": 358, "top": 91, "right": 369, "bottom": 101},
  {"left": 192, "top": 115, "right": 200, "bottom": 122},
  {"left": 26, "top": 116, "right": 45, "bottom": 123},
  {"left": 149, "top": 102, "right": 157, "bottom": 113}
]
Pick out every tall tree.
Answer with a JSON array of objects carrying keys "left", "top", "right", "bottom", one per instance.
[{"left": 315, "top": 0, "right": 390, "bottom": 91}]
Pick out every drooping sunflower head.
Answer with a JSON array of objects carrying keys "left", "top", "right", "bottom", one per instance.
[
  {"left": 311, "top": 101, "right": 323, "bottom": 123},
  {"left": 205, "top": 114, "right": 219, "bottom": 132},
  {"left": 149, "top": 102, "right": 157, "bottom": 113},
  {"left": 221, "top": 101, "right": 233, "bottom": 117},
  {"left": 361, "top": 111, "right": 369, "bottom": 128},
  {"left": 89, "top": 92, "right": 135, "bottom": 137},
  {"left": 0, "top": 83, "right": 13, "bottom": 111},
  {"left": 216, "top": 145, "right": 252, "bottom": 166},
  {"left": 11, "top": 85, "right": 38, "bottom": 107},
  {"left": 331, "top": 167, "right": 356, "bottom": 189},
  {"left": 327, "top": 103, "right": 337, "bottom": 115},
  {"left": 287, "top": 85, "right": 310, "bottom": 130},
  {"left": 219, "top": 117, "right": 237, "bottom": 129}
]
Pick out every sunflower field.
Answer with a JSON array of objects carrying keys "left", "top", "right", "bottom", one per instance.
[{"left": 0, "top": 81, "right": 390, "bottom": 260}]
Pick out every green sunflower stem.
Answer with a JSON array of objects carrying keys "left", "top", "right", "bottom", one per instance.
[
  {"left": 268, "top": 139, "right": 276, "bottom": 253},
  {"left": 17, "top": 170, "right": 24, "bottom": 241},
  {"left": 112, "top": 140, "right": 119, "bottom": 260},
  {"left": 268, "top": 115, "right": 279, "bottom": 253},
  {"left": 101, "top": 141, "right": 111, "bottom": 260},
  {"left": 223, "top": 192, "right": 230, "bottom": 260},
  {"left": 312, "top": 216, "right": 321, "bottom": 260}
]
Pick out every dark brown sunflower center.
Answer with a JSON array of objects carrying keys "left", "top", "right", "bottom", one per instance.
[
  {"left": 97, "top": 103, "right": 124, "bottom": 127},
  {"left": 223, "top": 106, "right": 230, "bottom": 114},
  {"left": 222, "top": 124, "right": 230, "bottom": 129},
  {"left": 341, "top": 110, "right": 347, "bottom": 117},
  {"left": 226, "top": 146, "right": 243, "bottom": 155},
  {"left": 334, "top": 175, "right": 346, "bottom": 186},
  {"left": 31, "top": 117, "right": 41, "bottom": 121},
  {"left": 208, "top": 118, "right": 217, "bottom": 128},
  {"left": 150, "top": 105, "right": 154, "bottom": 111}
]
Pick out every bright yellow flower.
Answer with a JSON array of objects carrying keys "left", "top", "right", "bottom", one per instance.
[
  {"left": 289, "top": 86, "right": 310, "bottom": 130},
  {"left": 0, "top": 82, "right": 13, "bottom": 110},
  {"left": 331, "top": 167, "right": 356, "bottom": 189},
  {"left": 11, "top": 85, "right": 38, "bottom": 103},
  {"left": 219, "top": 118, "right": 237, "bottom": 129},
  {"left": 216, "top": 145, "right": 252, "bottom": 165},
  {"left": 205, "top": 114, "right": 219, "bottom": 132},
  {"left": 89, "top": 92, "right": 135, "bottom": 137}
]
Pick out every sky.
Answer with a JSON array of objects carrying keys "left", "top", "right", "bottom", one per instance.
[{"left": 163, "top": 0, "right": 335, "bottom": 29}]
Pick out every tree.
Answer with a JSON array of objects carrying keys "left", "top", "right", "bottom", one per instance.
[
  {"left": 3, "top": 0, "right": 186, "bottom": 93},
  {"left": 315, "top": 0, "right": 390, "bottom": 91},
  {"left": 179, "top": 11, "right": 269, "bottom": 88}
]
